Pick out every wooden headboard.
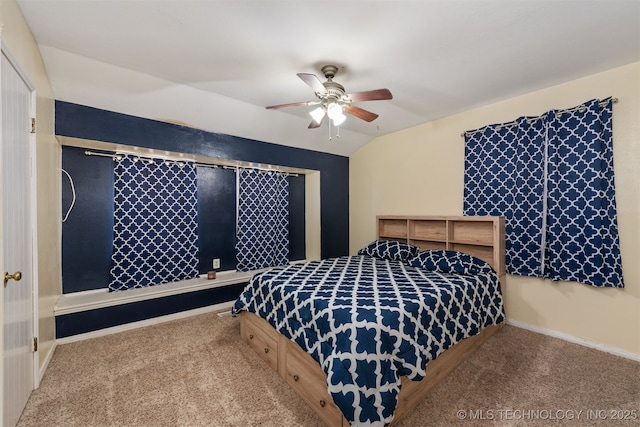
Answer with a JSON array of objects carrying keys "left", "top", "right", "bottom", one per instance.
[{"left": 377, "top": 215, "right": 506, "bottom": 281}]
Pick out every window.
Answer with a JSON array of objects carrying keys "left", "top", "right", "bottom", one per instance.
[{"left": 463, "top": 98, "right": 623, "bottom": 288}]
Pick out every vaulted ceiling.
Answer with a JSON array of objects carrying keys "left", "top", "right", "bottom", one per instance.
[{"left": 16, "top": 0, "right": 640, "bottom": 156}]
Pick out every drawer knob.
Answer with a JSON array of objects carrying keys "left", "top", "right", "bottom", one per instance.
[
  {"left": 249, "top": 334, "right": 254, "bottom": 340},
  {"left": 320, "top": 399, "right": 326, "bottom": 408},
  {"left": 264, "top": 348, "right": 269, "bottom": 354},
  {"left": 293, "top": 375, "right": 299, "bottom": 382}
]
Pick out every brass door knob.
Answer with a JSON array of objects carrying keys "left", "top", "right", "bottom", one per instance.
[{"left": 4, "top": 271, "right": 22, "bottom": 286}]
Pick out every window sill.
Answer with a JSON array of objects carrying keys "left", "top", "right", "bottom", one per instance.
[{"left": 54, "top": 269, "right": 264, "bottom": 316}]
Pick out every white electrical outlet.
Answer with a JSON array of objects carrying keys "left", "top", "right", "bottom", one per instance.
[{"left": 213, "top": 258, "right": 220, "bottom": 269}]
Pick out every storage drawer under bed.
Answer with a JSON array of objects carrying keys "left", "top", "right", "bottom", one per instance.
[
  {"left": 282, "top": 339, "right": 345, "bottom": 426},
  {"left": 240, "top": 311, "right": 279, "bottom": 372}
]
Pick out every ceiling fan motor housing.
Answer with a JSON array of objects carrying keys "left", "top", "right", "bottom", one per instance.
[
  {"left": 321, "top": 64, "right": 339, "bottom": 79},
  {"left": 319, "top": 65, "right": 346, "bottom": 102},
  {"left": 323, "top": 81, "right": 346, "bottom": 102}
]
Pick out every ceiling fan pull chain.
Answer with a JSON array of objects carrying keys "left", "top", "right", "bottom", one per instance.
[{"left": 328, "top": 118, "right": 332, "bottom": 141}]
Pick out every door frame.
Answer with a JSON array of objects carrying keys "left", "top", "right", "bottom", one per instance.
[{"left": 0, "top": 39, "right": 40, "bottom": 404}]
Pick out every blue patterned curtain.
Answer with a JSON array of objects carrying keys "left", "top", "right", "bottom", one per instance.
[
  {"left": 109, "top": 155, "right": 199, "bottom": 291},
  {"left": 464, "top": 98, "right": 623, "bottom": 288},
  {"left": 464, "top": 117, "right": 546, "bottom": 277},
  {"left": 236, "top": 169, "right": 289, "bottom": 272},
  {"left": 545, "top": 99, "right": 623, "bottom": 287}
]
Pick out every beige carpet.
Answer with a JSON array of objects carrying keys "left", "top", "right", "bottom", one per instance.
[{"left": 17, "top": 312, "right": 639, "bottom": 426}]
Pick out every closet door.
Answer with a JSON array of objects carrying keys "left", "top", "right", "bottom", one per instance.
[{"left": 1, "top": 48, "right": 35, "bottom": 427}]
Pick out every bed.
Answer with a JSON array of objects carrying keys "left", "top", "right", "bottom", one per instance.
[{"left": 232, "top": 216, "right": 506, "bottom": 426}]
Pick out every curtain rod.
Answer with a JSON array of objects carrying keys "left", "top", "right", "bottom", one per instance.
[
  {"left": 84, "top": 150, "right": 299, "bottom": 176},
  {"left": 222, "top": 165, "right": 299, "bottom": 177},
  {"left": 84, "top": 150, "right": 200, "bottom": 167},
  {"left": 460, "top": 97, "right": 618, "bottom": 138}
]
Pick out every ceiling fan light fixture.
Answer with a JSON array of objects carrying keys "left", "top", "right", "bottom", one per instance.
[
  {"left": 309, "top": 106, "right": 326, "bottom": 124},
  {"left": 331, "top": 112, "right": 346, "bottom": 126},
  {"left": 327, "top": 102, "right": 346, "bottom": 126},
  {"left": 327, "top": 102, "right": 343, "bottom": 120}
]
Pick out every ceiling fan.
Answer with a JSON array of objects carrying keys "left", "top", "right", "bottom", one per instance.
[{"left": 266, "top": 65, "right": 393, "bottom": 129}]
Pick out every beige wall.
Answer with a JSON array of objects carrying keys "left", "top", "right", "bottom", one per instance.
[
  {"left": 1, "top": 0, "right": 61, "bottom": 369},
  {"left": 350, "top": 63, "right": 639, "bottom": 357}
]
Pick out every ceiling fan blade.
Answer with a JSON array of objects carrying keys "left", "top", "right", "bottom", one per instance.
[
  {"left": 266, "top": 101, "right": 319, "bottom": 110},
  {"left": 344, "top": 88, "right": 393, "bottom": 103},
  {"left": 297, "top": 73, "right": 328, "bottom": 95},
  {"left": 343, "top": 105, "right": 379, "bottom": 122}
]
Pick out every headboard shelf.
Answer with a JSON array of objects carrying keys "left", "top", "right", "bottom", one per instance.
[
  {"left": 378, "top": 218, "right": 408, "bottom": 239},
  {"left": 409, "top": 219, "right": 447, "bottom": 241},
  {"left": 377, "top": 215, "right": 506, "bottom": 277}
]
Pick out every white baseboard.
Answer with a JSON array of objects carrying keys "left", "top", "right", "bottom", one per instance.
[
  {"left": 56, "top": 301, "right": 235, "bottom": 345},
  {"left": 506, "top": 318, "right": 640, "bottom": 362}
]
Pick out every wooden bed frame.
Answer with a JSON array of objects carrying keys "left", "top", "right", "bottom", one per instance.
[{"left": 239, "top": 215, "right": 506, "bottom": 426}]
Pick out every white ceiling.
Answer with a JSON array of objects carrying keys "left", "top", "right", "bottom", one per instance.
[{"left": 16, "top": 0, "right": 640, "bottom": 157}]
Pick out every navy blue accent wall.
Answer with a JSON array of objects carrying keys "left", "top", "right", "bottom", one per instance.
[
  {"left": 62, "top": 147, "right": 114, "bottom": 292},
  {"left": 196, "top": 166, "right": 237, "bottom": 273},
  {"left": 58, "top": 101, "right": 346, "bottom": 294},
  {"left": 62, "top": 146, "right": 307, "bottom": 293},
  {"left": 56, "top": 101, "right": 349, "bottom": 261},
  {"left": 288, "top": 175, "right": 306, "bottom": 261}
]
